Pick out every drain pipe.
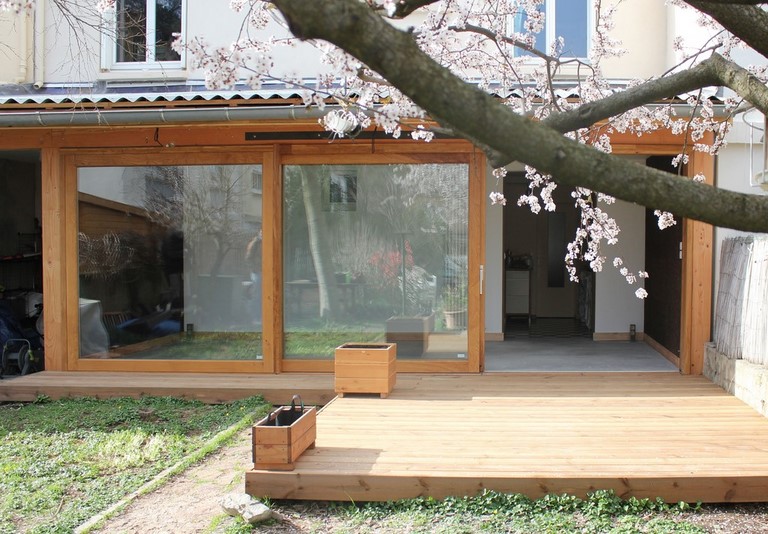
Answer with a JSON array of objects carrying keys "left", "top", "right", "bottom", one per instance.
[
  {"left": 32, "top": 0, "right": 45, "bottom": 90},
  {"left": 14, "top": 10, "right": 28, "bottom": 83},
  {"left": 0, "top": 104, "right": 331, "bottom": 128}
]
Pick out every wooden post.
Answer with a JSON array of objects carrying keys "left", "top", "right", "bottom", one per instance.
[
  {"left": 41, "top": 147, "right": 67, "bottom": 371},
  {"left": 680, "top": 146, "right": 714, "bottom": 375}
]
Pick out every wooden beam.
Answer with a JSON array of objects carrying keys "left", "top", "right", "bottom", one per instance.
[
  {"left": 680, "top": 144, "right": 715, "bottom": 375},
  {"left": 263, "top": 145, "right": 282, "bottom": 373},
  {"left": 41, "top": 147, "right": 67, "bottom": 371},
  {"left": 470, "top": 148, "right": 486, "bottom": 373},
  {"left": 64, "top": 156, "right": 80, "bottom": 371},
  {"left": 0, "top": 371, "right": 335, "bottom": 405}
]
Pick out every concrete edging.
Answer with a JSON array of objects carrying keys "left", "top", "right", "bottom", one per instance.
[{"left": 704, "top": 342, "right": 768, "bottom": 417}]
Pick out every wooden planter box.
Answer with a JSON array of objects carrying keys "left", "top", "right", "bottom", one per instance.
[
  {"left": 335, "top": 342, "right": 397, "bottom": 398},
  {"left": 385, "top": 313, "right": 435, "bottom": 357},
  {"left": 252, "top": 404, "right": 317, "bottom": 471}
]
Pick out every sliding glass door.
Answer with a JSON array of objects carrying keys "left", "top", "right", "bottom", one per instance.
[
  {"left": 282, "top": 163, "right": 470, "bottom": 362},
  {"left": 77, "top": 163, "right": 264, "bottom": 361}
]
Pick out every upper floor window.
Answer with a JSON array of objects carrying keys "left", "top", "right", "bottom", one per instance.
[
  {"left": 103, "top": 0, "right": 185, "bottom": 70},
  {"left": 514, "top": 0, "right": 591, "bottom": 59}
]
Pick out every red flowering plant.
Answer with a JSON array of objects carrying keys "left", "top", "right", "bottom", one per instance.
[{"left": 368, "top": 241, "right": 414, "bottom": 289}]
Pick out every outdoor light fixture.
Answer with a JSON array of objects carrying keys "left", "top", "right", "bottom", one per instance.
[{"left": 320, "top": 109, "right": 363, "bottom": 139}]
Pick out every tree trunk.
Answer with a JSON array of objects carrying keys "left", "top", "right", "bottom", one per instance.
[{"left": 300, "top": 169, "right": 339, "bottom": 320}]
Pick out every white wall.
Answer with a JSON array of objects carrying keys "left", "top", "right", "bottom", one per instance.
[
  {"left": 41, "top": 1, "right": 101, "bottom": 83},
  {"left": 666, "top": 4, "right": 718, "bottom": 72},
  {"left": 594, "top": 199, "right": 646, "bottom": 334},
  {"left": 714, "top": 112, "right": 768, "bottom": 299},
  {"left": 601, "top": 0, "right": 667, "bottom": 80},
  {"left": 0, "top": 12, "right": 31, "bottom": 84},
  {"left": 485, "top": 164, "right": 504, "bottom": 336},
  {"left": 35, "top": 0, "right": 680, "bottom": 87}
]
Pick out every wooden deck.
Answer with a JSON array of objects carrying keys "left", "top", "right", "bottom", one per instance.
[
  {"left": 246, "top": 373, "right": 768, "bottom": 503},
  {"left": 0, "top": 371, "right": 336, "bottom": 406}
]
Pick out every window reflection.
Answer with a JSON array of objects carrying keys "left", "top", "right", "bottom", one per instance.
[
  {"left": 77, "top": 164, "right": 263, "bottom": 360},
  {"left": 283, "top": 164, "right": 469, "bottom": 360},
  {"left": 115, "top": 0, "right": 182, "bottom": 63}
]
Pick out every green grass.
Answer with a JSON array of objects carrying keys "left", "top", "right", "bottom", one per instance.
[
  {"left": 284, "top": 328, "right": 384, "bottom": 358},
  {"left": 263, "top": 490, "right": 707, "bottom": 534},
  {"left": 116, "top": 328, "right": 385, "bottom": 360},
  {"left": 0, "top": 395, "right": 270, "bottom": 534},
  {"left": 130, "top": 332, "right": 264, "bottom": 360}
]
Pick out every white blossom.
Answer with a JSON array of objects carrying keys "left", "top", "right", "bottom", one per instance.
[
  {"left": 175, "top": 0, "right": 733, "bottom": 299},
  {"left": 492, "top": 167, "right": 508, "bottom": 180},
  {"left": 654, "top": 210, "right": 677, "bottom": 229},
  {"left": 489, "top": 191, "right": 507, "bottom": 206}
]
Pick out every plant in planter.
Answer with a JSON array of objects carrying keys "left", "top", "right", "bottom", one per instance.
[{"left": 441, "top": 282, "right": 467, "bottom": 330}]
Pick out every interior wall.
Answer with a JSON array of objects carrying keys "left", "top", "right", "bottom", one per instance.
[
  {"left": 502, "top": 175, "right": 580, "bottom": 318},
  {"left": 594, "top": 199, "right": 646, "bottom": 334},
  {"left": 485, "top": 164, "right": 504, "bottom": 336}
]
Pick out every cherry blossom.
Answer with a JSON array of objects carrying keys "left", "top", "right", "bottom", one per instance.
[{"left": 3, "top": 0, "right": 747, "bottom": 298}]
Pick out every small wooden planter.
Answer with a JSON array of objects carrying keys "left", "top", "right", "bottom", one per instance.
[
  {"left": 335, "top": 342, "right": 397, "bottom": 398},
  {"left": 252, "top": 402, "right": 317, "bottom": 471}
]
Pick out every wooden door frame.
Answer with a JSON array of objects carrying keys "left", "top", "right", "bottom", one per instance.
[
  {"left": 59, "top": 148, "right": 274, "bottom": 374},
  {"left": 31, "top": 122, "right": 710, "bottom": 375},
  {"left": 277, "top": 143, "right": 485, "bottom": 374},
  {"left": 40, "top": 130, "right": 485, "bottom": 373},
  {"left": 611, "top": 132, "right": 715, "bottom": 375}
]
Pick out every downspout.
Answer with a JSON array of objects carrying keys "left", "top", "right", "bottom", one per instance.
[
  {"left": 33, "top": 0, "right": 45, "bottom": 89},
  {"left": 14, "top": 9, "right": 28, "bottom": 83}
]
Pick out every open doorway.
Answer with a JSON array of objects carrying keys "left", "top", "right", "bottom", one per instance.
[
  {"left": 501, "top": 172, "right": 593, "bottom": 340},
  {"left": 0, "top": 150, "right": 44, "bottom": 376},
  {"left": 643, "top": 156, "right": 682, "bottom": 360},
  {"left": 487, "top": 160, "right": 681, "bottom": 373}
]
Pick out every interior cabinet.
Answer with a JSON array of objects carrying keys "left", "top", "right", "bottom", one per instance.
[{"left": 505, "top": 269, "right": 530, "bottom": 322}]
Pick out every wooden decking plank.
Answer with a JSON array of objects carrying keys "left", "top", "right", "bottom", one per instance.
[
  {"left": 246, "top": 373, "right": 768, "bottom": 503},
  {"left": 247, "top": 473, "right": 768, "bottom": 503},
  {"left": 0, "top": 371, "right": 335, "bottom": 405}
]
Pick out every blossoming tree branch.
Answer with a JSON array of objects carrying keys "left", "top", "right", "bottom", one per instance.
[
  {"left": 4, "top": 0, "right": 768, "bottom": 295},
  {"left": 204, "top": 0, "right": 768, "bottom": 295}
]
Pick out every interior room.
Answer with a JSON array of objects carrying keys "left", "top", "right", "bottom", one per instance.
[{"left": 0, "top": 150, "right": 44, "bottom": 376}]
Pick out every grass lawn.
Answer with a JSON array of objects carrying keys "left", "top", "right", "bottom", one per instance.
[
  {"left": 250, "top": 492, "right": 712, "bottom": 534},
  {"left": 0, "top": 395, "right": 270, "bottom": 534},
  {"left": 115, "top": 328, "right": 385, "bottom": 360}
]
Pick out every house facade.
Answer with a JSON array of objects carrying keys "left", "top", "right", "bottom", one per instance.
[{"left": 0, "top": 0, "right": 725, "bottom": 376}]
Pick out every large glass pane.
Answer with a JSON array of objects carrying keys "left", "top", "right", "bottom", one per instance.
[
  {"left": 513, "top": 4, "right": 546, "bottom": 57},
  {"left": 77, "top": 164, "right": 263, "bottom": 360},
  {"left": 283, "top": 164, "right": 469, "bottom": 360},
  {"left": 555, "top": 0, "right": 588, "bottom": 58},
  {"left": 155, "top": 0, "right": 182, "bottom": 61},
  {"left": 115, "top": 0, "right": 181, "bottom": 63},
  {"left": 116, "top": 0, "right": 147, "bottom": 62}
]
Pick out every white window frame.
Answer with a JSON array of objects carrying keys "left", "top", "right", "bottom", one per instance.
[
  {"left": 101, "top": 0, "right": 187, "bottom": 72},
  {"left": 251, "top": 169, "right": 263, "bottom": 194},
  {"left": 512, "top": 0, "right": 593, "bottom": 60}
]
